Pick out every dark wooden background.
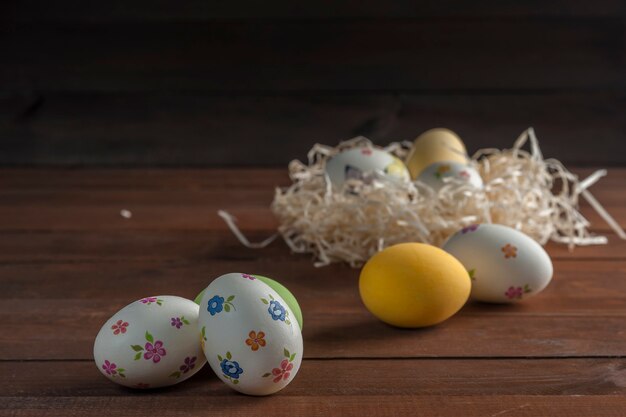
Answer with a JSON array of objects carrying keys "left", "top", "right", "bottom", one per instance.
[{"left": 1, "top": 1, "right": 625, "bottom": 166}]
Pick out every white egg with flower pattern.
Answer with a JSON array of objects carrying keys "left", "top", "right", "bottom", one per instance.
[
  {"left": 93, "top": 295, "right": 206, "bottom": 389},
  {"left": 198, "top": 273, "right": 303, "bottom": 396},
  {"left": 325, "top": 147, "right": 410, "bottom": 188},
  {"left": 417, "top": 161, "right": 483, "bottom": 192},
  {"left": 442, "top": 224, "right": 553, "bottom": 303}
]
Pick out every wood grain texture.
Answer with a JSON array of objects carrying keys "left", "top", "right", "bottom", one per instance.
[
  {"left": 2, "top": 395, "right": 625, "bottom": 417},
  {"left": 3, "top": 3, "right": 625, "bottom": 167},
  {"left": 1, "top": 168, "right": 625, "bottom": 415},
  {"left": 2, "top": 93, "right": 625, "bottom": 166},
  {"left": 2, "top": 230, "right": 626, "bottom": 262},
  {"left": 1, "top": 259, "right": 625, "bottom": 360},
  {"left": 2, "top": 20, "right": 624, "bottom": 94},
  {"left": 2, "top": 359, "right": 626, "bottom": 396},
  {"left": 0, "top": 168, "right": 623, "bottom": 232},
  {"left": 5, "top": 0, "right": 626, "bottom": 21}
]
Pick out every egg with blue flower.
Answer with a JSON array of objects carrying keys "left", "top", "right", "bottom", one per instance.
[{"left": 197, "top": 273, "right": 303, "bottom": 396}]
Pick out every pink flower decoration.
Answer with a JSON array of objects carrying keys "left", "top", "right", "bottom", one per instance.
[
  {"left": 241, "top": 274, "right": 256, "bottom": 280},
  {"left": 361, "top": 148, "right": 373, "bottom": 156},
  {"left": 102, "top": 360, "right": 117, "bottom": 375},
  {"left": 171, "top": 317, "right": 183, "bottom": 329},
  {"left": 111, "top": 320, "right": 129, "bottom": 335},
  {"left": 505, "top": 286, "right": 523, "bottom": 300},
  {"left": 271, "top": 359, "right": 294, "bottom": 383},
  {"left": 179, "top": 356, "right": 197, "bottom": 374},
  {"left": 144, "top": 340, "right": 167, "bottom": 363},
  {"left": 140, "top": 297, "right": 158, "bottom": 304},
  {"left": 459, "top": 170, "right": 470, "bottom": 179}
]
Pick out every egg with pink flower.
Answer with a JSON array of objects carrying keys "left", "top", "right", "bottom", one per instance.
[
  {"left": 325, "top": 146, "right": 410, "bottom": 188},
  {"left": 93, "top": 295, "right": 206, "bottom": 388},
  {"left": 417, "top": 160, "right": 483, "bottom": 192},
  {"left": 197, "top": 273, "right": 303, "bottom": 396},
  {"left": 442, "top": 224, "right": 553, "bottom": 303}
]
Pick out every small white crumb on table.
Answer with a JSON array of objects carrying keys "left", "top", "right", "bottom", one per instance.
[{"left": 120, "top": 209, "right": 132, "bottom": 219}]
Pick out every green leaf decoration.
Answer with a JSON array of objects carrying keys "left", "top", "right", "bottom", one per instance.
[
  {"left": 468, "top": 269, "right": 476, "bottom": 280},
  {"left": 227, "top": 295, "right": 235, "bottom": 302},
  {"left": 218, "top": 354, "right": 223, "bottom": 361},
  {"left": 290, "top": 353, "right": 296, "bottom": 361},
  {"left": 286, "top": 319, "right": 291, "bottom": 325},
  {"left": 269, "top": 294, "right": 274, "bottom": 300},
  {"left": 145, "top": 331, "right": 154, "bottom": 343},
  {"left": 201, "top": 326, "right": 206, "bottom": 339},
  {"left": 261, "top": 298, "right": 268, "bottom": 304},
  {"left": 170, "top": 371, "right": 181, "bottom": 379},
  {"left": 262, "top": 373, "right": 271, "bottom": 378},
  {"left": 284, "top": 348, "right": 290, "bottom": 358},
  {"left": 224, "top": 304, "right": 230, "bottom": 312},
  {"left": 524, "top": 284, "right": 532, "bottom": 293},
  {"left": 131, "top": 345, "right": 144, "bottom": 352},
  {"left": 156, "top": 300, "right": 163, "bottom": 306},
  {"left": 233, "top": 380, "right": 239, "bottom": 385},
  {"left": 182, "top": 318, "right": 190, "bottom": 325},
  {"left": 118, "top": 368, "right": 126, "bottom": 378},
  {"left": 226, "top": 351, "right": 232, "bottom": 360},
  {"left": 134, "top": 352, "right": 142, "bottom": 361}
]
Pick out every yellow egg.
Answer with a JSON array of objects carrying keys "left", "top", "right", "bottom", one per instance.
[
  {"left": 359, "top": 243, "right": 471, "bottom": 328},
  {"left": 405, "top": 128, "right": 468, "bottom": 179}
]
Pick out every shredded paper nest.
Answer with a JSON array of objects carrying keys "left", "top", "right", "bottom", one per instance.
[{"left": 260, "top": 128, "right": 622, "bottom": 267}]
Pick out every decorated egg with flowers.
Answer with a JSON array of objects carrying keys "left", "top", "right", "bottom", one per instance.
[
  {"left": 417, "top": 161, "right": 483, "bottom": 192},
  {"left": 93, "top": 295, "right": 206, "bottom": 389},
  {"left": 405, "top": 128, "right": 469, "bottom": 179},
  {"left": 325, "top": 146, "right": 410, "bottom": 188},
  {"left": 443, "top": 224, "right": 553, "bottom": 303},
  {"left": 197, "top": 273, "right": 303, "bottom": 396}
]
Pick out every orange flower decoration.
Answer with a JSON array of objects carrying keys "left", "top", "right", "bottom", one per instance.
[
  {"left": 437, "top": 164, "right": 451, "bottom": 175},
  {"left": 501, "top": 243, "right": 517, "bottom": 259},
  {"left": 245, "top": 331, "right": 266, "bottom": 351}
]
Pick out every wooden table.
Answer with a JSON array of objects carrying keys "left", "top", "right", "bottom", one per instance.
[{"left": 2, "top": 168, "right": 625, "bottom": 416}]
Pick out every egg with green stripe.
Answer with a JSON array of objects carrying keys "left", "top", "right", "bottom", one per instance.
[{"left": 197, "top": 273, "right": 303, "bottom": 395}]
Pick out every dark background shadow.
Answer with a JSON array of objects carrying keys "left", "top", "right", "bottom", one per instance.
[{"left": 1, "top": 1, "right": 625, "bottom": 167}]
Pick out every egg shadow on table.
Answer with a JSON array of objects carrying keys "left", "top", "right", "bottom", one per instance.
[
  {"left": 303, "top": 297, "right": 537, "bottom": 355},
  {"left": 303, "top": 313, "right": 443, "bottom": 355},
  {"left": 463, "top": 299, "right": 534, "bottom": 312},
  {"left": 118, "top": 364, "right": 227, "bottom": 396},
  {"left": 118, "top": 365, "right": 296, "bottom": 405}
]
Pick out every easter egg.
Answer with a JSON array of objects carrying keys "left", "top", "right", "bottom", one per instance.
[
  {"left": 417, "top": 161, "right": 483, "bottom": 192},
  {"left": 406, "top": 128, "right": 468, "bottom": 179},
  {"left": 359, "top": 243, "right": 471, "bottom": 328},
  {"left": 255, "top": 275, "right": 303, "bottom": 330},
  {"left": 325, "top": 146, "right": 410, "bottom": 188},
  {"left": 442, "top": 224, "right": 553, "bottom": 303},
  {"left": 93, "top": 296, "right": 206, "bottom": 389},
  {"left": 198, "top": 273, "right": 303, "bottom": 396},
  {"left": 195, "top": 275, "right": 303, "bottom": 330}
]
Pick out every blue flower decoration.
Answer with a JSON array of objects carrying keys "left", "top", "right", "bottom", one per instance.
[
  {"left": 220, "top": 359, "right": 243, "bottom": 379},
  {"left": 207, "top": 295, "right": 224, "bottom": 316},
  {"left": 268, "top": 300, "right": 286, "bottom": 321}
]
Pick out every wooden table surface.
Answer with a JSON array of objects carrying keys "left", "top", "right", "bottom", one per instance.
[{"left": 1, "top": 168, "right": 625, "bottom": 417}]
